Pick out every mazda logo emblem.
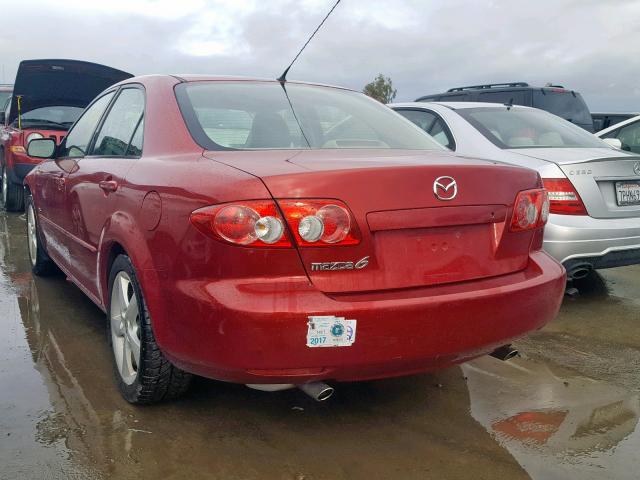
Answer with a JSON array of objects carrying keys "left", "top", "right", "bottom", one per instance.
[
  {"left": 634, "top": 162, "right": 640, "bottom": 176},
  {"left": 433, "top": 176, "right": 458, "bottom": 201}
]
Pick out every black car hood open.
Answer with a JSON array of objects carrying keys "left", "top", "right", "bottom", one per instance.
[{"left": 8, "top": 59, "right": 132, "bottom": 125}]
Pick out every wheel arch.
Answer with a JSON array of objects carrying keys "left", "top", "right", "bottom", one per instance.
[{"left": 98, "top": 218, "right": 169, "bottom": 347}]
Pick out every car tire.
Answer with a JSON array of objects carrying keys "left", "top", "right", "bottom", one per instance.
[
  {"left": 2, "top": 166, "right": 25, "bottom": 212},
  {"left": 25, "top": 194, "right": 57, "bottom": 276},
  {"left": 107, "top": 254, "right": 192, "bottom": 404}
]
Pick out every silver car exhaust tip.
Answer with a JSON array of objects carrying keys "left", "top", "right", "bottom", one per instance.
[
  {"left": 489, "top": 344, "right": 519, "bottom": 361},
  {"left": 298, "top": 381, "right": 334, "bottom": 401}
]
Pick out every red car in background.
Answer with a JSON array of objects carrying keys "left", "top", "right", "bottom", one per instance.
[
  {"left": 0, "top": 59, "right": 131, "bottom": 211},
  {"left": 24, "top": 75, "right": 566, "bottom": 404}
]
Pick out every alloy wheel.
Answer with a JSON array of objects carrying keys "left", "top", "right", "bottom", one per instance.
[
  {"left": 1, "top": 169, "right": 7, "bottom": 205},
  {"left": 110, "top": 271, "right": 142, "bottom": 385},
  {"left": 27, "top": 203, "right": 38, "bottom": 267}
]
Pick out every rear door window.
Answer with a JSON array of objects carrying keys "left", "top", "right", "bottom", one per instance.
[
  {"left": 395, "top": 109, "right": 455, "bottom": 150},
  {"left": 91, "top": 88, "right": 145, "bottom": 157},
  {"left": 429, "top": 118, "right": 455, "bottom": 149},
  {"left": 395, "top": 109, "right": 437, "bottom": 132}
]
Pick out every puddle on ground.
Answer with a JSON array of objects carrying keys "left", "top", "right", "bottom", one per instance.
[{"left": 463, "top": 356, "right": 640, "bottom": 480}]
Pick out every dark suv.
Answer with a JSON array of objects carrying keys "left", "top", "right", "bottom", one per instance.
[{"left": 416, "top": 82, "right": 594, "bottom": 132}]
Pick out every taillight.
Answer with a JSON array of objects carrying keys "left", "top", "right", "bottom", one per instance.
[
  {"left": 542, "top": 178, "right": 587, "bottom": 215},
  {"left": 510, "top": 188, "right": 549, "bottom": 232},
  {"left": 278, "top": 200, "right": 360, "bottom": 246},
  {"left": 190, "top": 199, "right": 360, "bottom": 247},
  {"left": 190, "top": 200, "right": 292, "bottom": 247}
]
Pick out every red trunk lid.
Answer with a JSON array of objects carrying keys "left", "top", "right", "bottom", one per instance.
[{"left": 205, "top": 149, "right": 541, "bottom": 293}]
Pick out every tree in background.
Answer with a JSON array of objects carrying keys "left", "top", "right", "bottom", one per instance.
[{"left": 363, "top": 74, "right": 397, "bottom": 103}]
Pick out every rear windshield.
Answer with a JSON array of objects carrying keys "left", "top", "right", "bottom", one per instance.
[
  {"left": 457, "top": 107, "right": 605, "bottom": 149},
  {"left": 176, "top": 82, "right": 444, "bottom": 151},
  {"left": 532, "top": 90, "right": 592, "bottom": 126}
]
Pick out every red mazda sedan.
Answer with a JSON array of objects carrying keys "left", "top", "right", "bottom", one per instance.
[{"left": 24, "top": 75, "right": 566, "bottom": 403}]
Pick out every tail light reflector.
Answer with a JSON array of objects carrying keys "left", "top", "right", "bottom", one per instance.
[
  {"left": 542, "top": 178, "right": 587, "bottom": 215},
  {"left": 278, "top": 200, "right": 360, "bottom": 247},
  {"left": 191, "top": 200, "right": 292, "bottom": 247},
  {"left": 510, "top": 188, "right": 549, "bottom": 232},
  {"left": 190, "top": 199, "right": 360, "bottom": 247}
]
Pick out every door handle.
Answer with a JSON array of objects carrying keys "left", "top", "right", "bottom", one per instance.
[{"left": 98, "top": 180, "right": 119, "bottom": 193}]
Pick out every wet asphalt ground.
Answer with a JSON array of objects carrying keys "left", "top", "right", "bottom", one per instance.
[{"left": 0, "top": 208, "right": 638, "bottom": 480}]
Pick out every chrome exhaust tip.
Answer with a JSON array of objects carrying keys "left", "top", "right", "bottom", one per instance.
[
  {"left": 298, "top": 381, "right": 334, "bottom": 401},
  {"left": 490, "top": 344, "right": 519, "bottom": 361}
]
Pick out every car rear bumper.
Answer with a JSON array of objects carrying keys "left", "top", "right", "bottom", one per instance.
[
  {"left": 543, "top": 213, "right": 640, "bottom": 268},
  {"left": 151, "top": 251, "right": 566, "bottom": 385}
]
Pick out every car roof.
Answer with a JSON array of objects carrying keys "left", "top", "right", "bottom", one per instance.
[
  {"left": 120, "top": 74, "right": 354, "bottom": 92},
  {"left": 390, "top": 101, "right": 535, "bottom": 111}
]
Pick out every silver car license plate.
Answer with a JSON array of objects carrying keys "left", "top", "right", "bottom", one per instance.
[{"left": 615, "top": 181, "right": 640, "bottom": 206}]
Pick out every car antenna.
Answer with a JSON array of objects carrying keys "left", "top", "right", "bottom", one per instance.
[
  {"left": 277, "top": 0, "right": 342, "bottom": 84},
  {"left": 504, "top": 97, "right": 514, "bottom": 110}
]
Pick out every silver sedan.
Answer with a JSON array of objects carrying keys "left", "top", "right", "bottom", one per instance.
[{"left": 390, "top": 101, "right": 640, "bottom": 280}]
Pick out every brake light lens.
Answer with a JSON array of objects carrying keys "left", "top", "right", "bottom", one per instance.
[
  {"left": 191, "top": 200, "right": 292, "bottom": 247},
  {"left": 190, "top": 199, "right": 360, "bottom": 247},
  {"left": 510, "top": 188, "right": 549, "bottom": 232},
  {"left": 278, "top": 200, "right": 360, "bottom": 246},
  {"left": 542, "top": 178, "right": 587, "bottom": 215}
]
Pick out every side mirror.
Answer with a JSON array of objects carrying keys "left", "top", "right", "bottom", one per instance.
[
  {"left": 603, "top": 137, "right": 623, "bottom": 149},
  {"left": 27, "top": 138, "right": 56, "bottom": 159}
]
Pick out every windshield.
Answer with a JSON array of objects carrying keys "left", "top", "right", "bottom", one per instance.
[
  {"left": 0, "top": 91, "right": 11, "bottom": 106},
  {"left": 176, "top": 82, "right": 444, "bottom": 151},
  {"left": 12, "top": 106, "right": 84, "bottom": 130},
  {"left": 457, "top": 107, "right": 606, "bottom": 149}
]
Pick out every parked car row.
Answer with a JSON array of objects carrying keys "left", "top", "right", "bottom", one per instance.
[{"left": 0, "top": 59, "right": 634, "bottom": 406}]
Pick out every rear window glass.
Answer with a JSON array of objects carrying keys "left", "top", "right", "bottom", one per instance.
[
  {"left": 437, "top": 94, "right": 467, "bottom": 102},
  {"left": 533, "top": 90, "right": 592, "bottom": 126},
  {"left": 477, "top": 90, "right": 528, "bottom": 105},
  {"left": 177, "top": 82, "right": 443, "bottom": 151},
  {"left": 457, "top": 107, "right": 605, "bottom": 149}
]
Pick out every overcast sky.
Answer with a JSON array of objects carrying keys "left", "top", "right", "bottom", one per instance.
[{"left": 1, "top": 0, "right": 639, "bottom": 111}]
